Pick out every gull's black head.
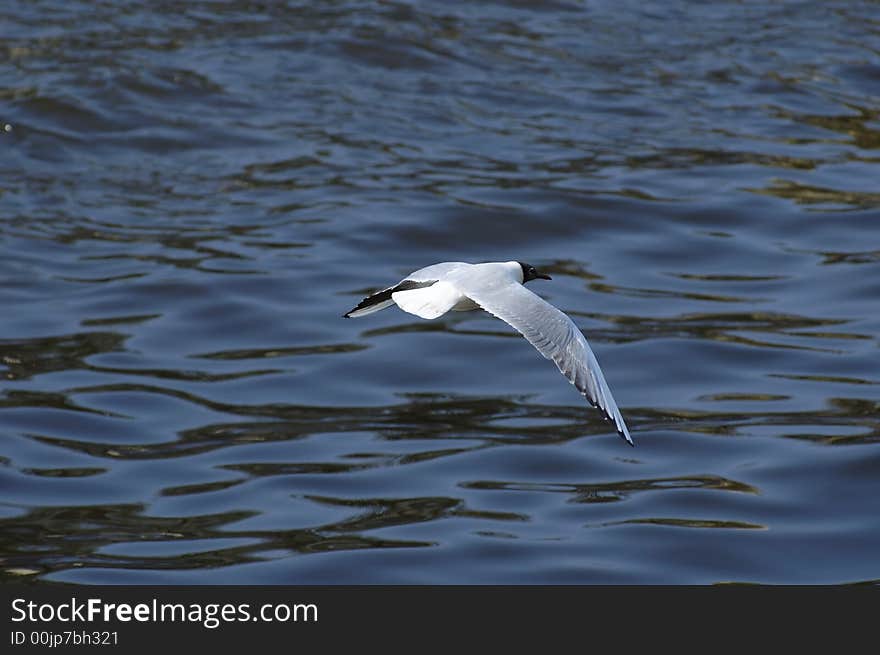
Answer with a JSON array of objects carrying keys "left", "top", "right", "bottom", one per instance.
[{"left": 518, "top": 261, "right": 552, "bottom": 283}]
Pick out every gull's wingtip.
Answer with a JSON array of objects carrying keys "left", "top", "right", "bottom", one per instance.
[{"left": 600, "top": 418, "right": 633, "bottom": 446}]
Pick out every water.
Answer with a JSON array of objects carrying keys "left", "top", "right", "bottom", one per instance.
[{"left": 1, "top": 0, "right": 878, "bottom": 584}]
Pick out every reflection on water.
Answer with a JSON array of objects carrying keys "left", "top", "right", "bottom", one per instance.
[
  {"left": 747, "top": 180, "right": 880, "bottom": 210},
  {"left": 2, "top": 0, "right": 879, "bottom": 584},
  {"left": 2, "top": 382, "right": 877, "bottom": 582},
  {"left": 2, "top": 332, "right": 127, "bottom": 381},
  {"left": 606, "top": 518, "right": 766, "bottom": 530}
]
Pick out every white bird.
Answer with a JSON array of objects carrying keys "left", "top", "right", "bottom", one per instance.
[{"left": 344, "top": 261, "right": 633, "bottom": 446}]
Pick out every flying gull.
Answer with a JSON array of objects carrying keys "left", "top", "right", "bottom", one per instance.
[{"left": 344, "top": 261, "right": 633, "bottom": 446}]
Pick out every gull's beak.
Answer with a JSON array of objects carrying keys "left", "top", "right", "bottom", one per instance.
[{"left": 537, "top": 272, "right": 552, "bottom": 280}]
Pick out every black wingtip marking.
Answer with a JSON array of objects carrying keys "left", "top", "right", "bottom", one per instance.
[
  {"left": 613, "top": 422, "right": 634, "bottom": 447},
  {"left": 581, "top": 392, "right": 633, "bottom": 446},
  {"left": 614, "top": 423, "right": 634, "bottom": 447},
  {"left": 344, "top": 279, "right": 438, "bottom": 318}
]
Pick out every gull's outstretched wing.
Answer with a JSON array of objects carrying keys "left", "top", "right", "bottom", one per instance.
[
  {"left": 455, "top": 278, "right": 633, "bottom": 445},
  {"left": 393, "top": 281, "right": 464, "bottom": 319},
  {"left": 344, "top": 263, "right": 470, "bottom": 318}
]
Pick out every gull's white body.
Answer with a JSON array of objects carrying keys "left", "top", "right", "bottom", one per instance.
[{"left": 345, "top": 261, "right": 633, "bottom": 446}]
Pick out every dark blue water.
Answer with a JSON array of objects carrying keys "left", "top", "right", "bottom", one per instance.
[{"left": 2, "top": 0, "right": 879, "bottom": 584}]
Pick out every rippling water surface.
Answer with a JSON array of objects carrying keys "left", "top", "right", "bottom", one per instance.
[{"left": 2, "top": 1, "right": 879, "bottom": 584}]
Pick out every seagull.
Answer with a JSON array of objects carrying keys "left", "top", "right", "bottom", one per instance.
[{"left": 344, "top": 261, "right": 633, "bottom": 446}]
